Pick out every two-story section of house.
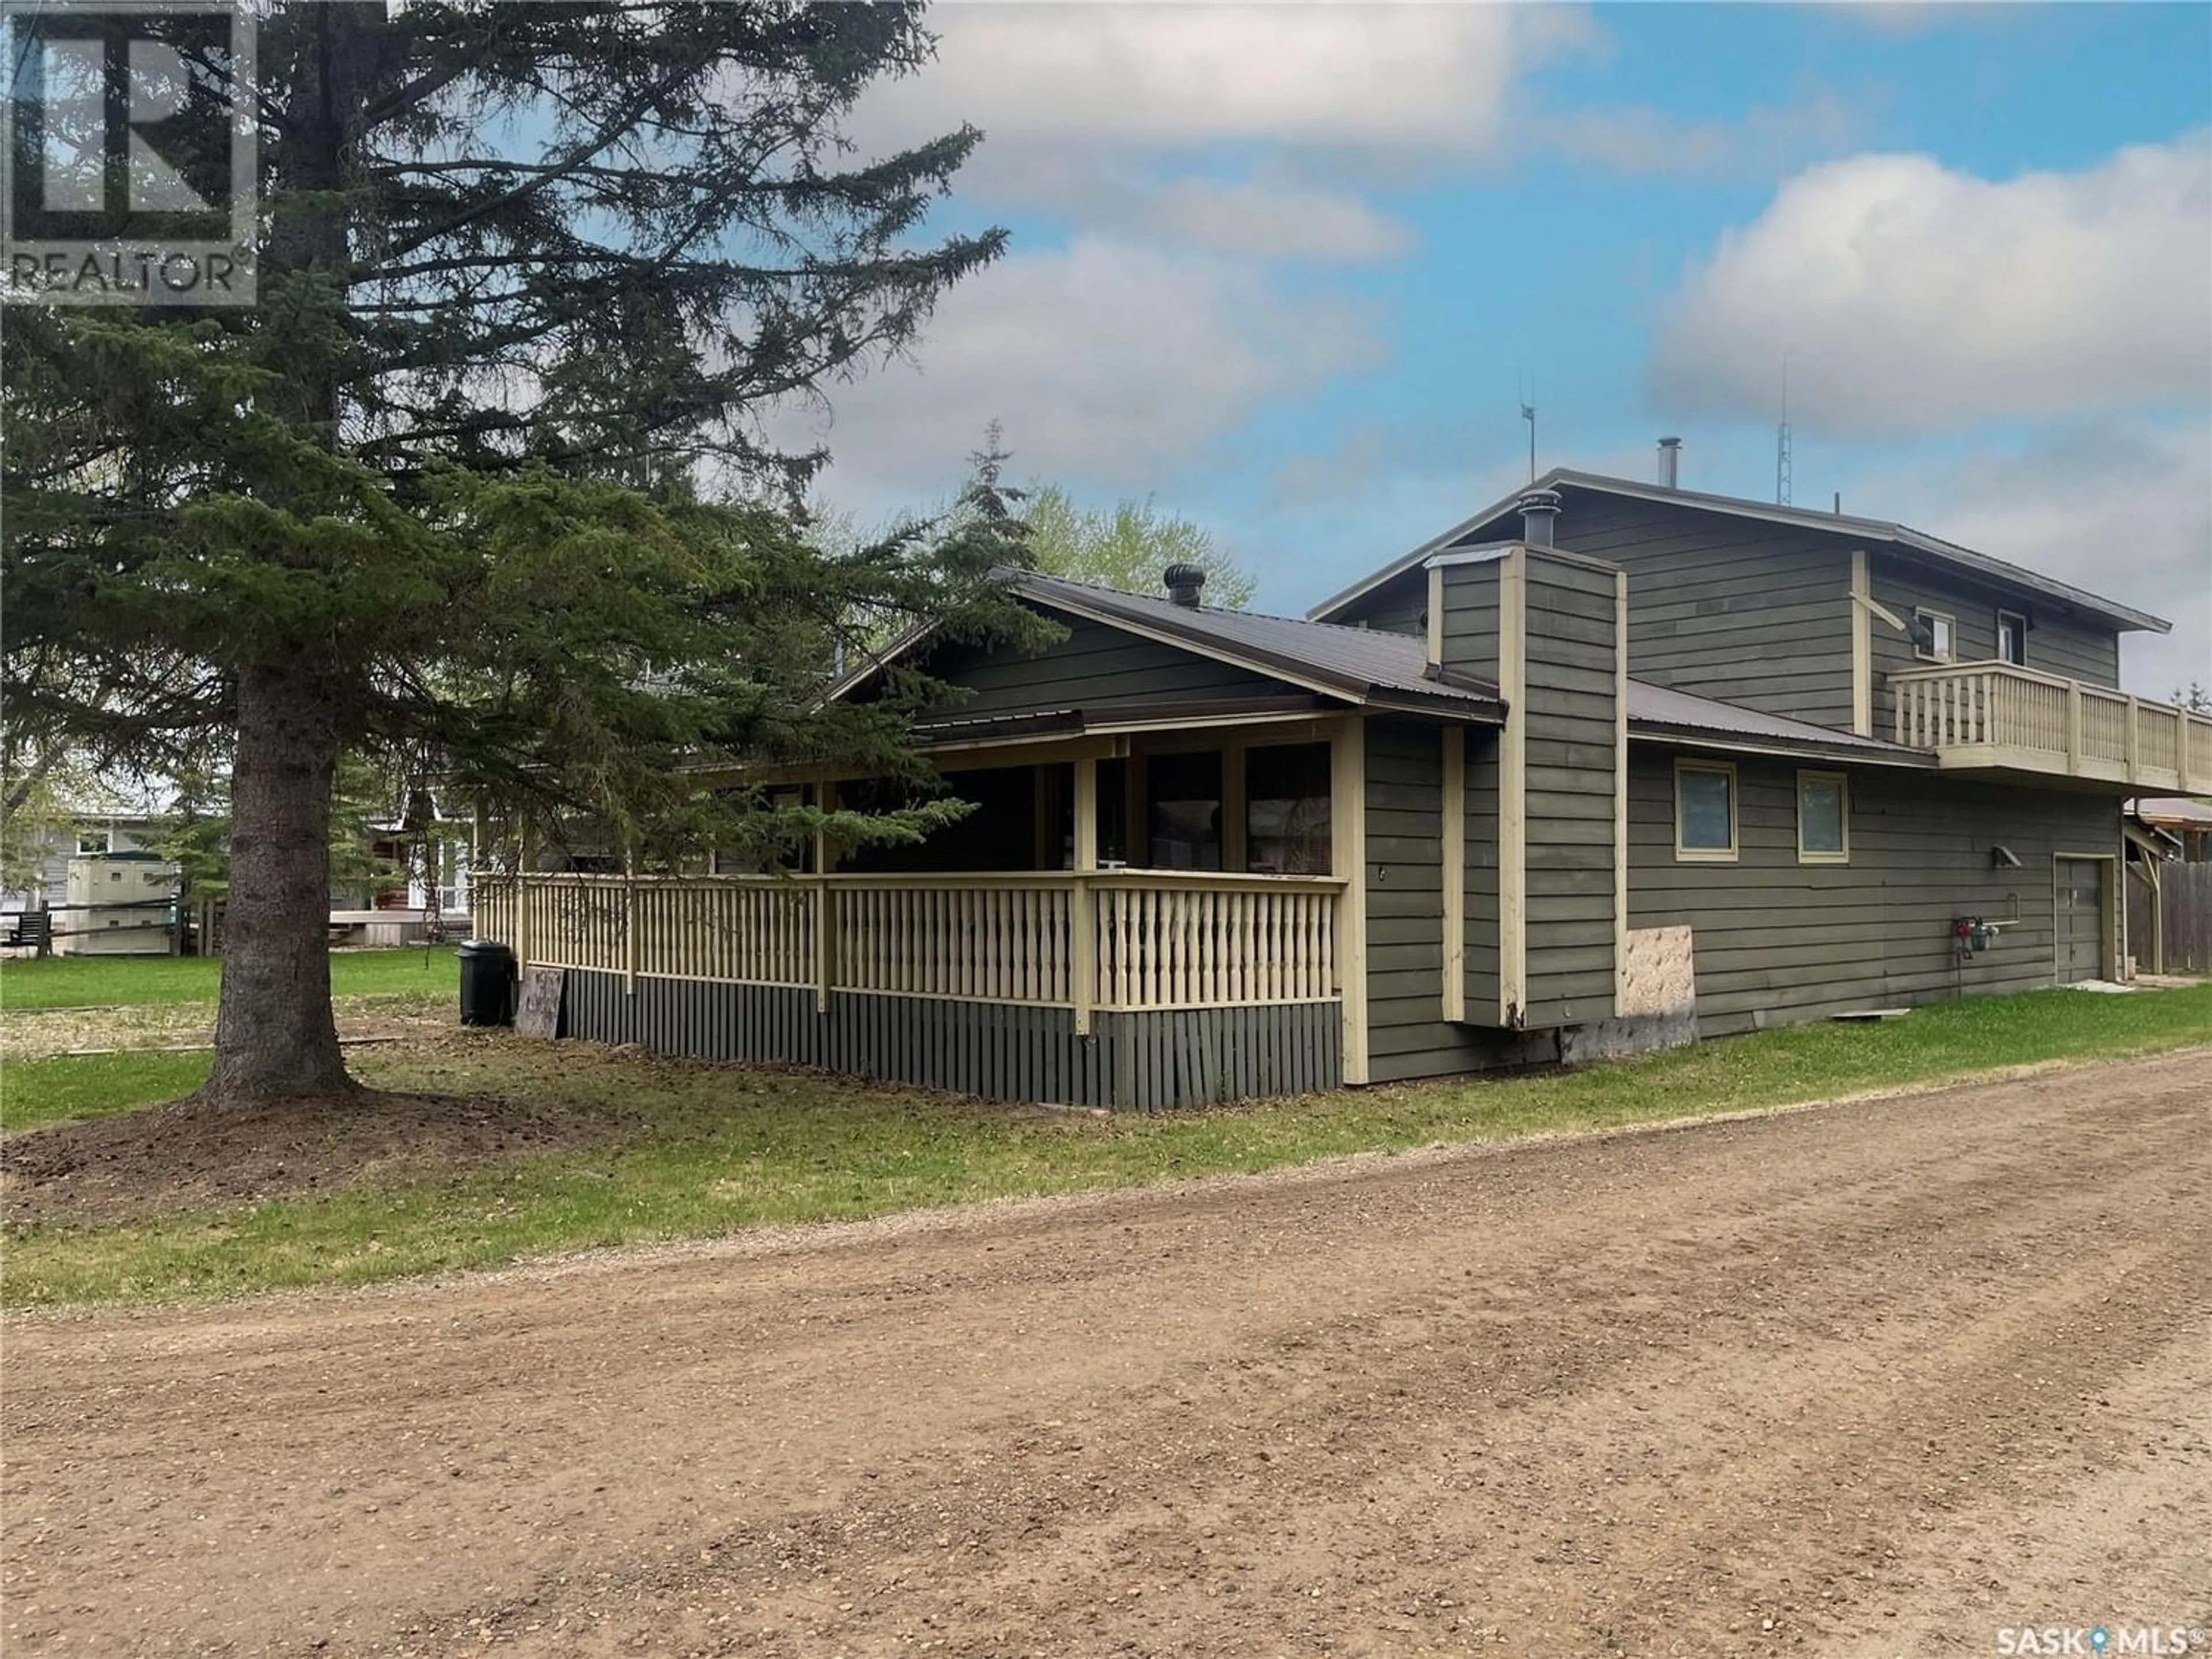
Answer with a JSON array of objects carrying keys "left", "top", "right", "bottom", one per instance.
[{"left": 1310, "top": 461, "right": 2206, "bottom": 1054}]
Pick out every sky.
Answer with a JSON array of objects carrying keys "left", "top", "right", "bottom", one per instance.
[{"left": 787, "top": 1, "right": 2212, "bottom": 697}]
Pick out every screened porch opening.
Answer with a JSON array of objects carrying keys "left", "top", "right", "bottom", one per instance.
[{"left": 831, "top": 738, "right": 1335, "bottom": 879}]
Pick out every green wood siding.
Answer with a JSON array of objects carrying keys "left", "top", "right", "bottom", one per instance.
[
  {"left": 1542, "top": 494, "right": 1857, "bottom": 730},
  {"left": 1465, "top": 726, "right": 1502, "bottom": 1024},
  {"left": 1331, "top": 586, "right": 1426, "bottom": 637},
  {"left": 1625, "top": 750, "right": 2123, "bottom": 1033},
  {"left": 1438, "top": 560, "right": 1503, "bottom": 683},
  {"left": 1518, "top": 558, "right": 1619, "bottom": 1028},
  {"left": 559, "top": 971, "right": 1342, "bottom": 1109},
  {"left": 918, "top": 612, "right": 1301, "bottom": 719},
  {"left": 1868, "top": 552, "right": 2123, "bottom": 736},
  {"left": 1362, "top": 718, "right": 1509, "bottom": 1081}
]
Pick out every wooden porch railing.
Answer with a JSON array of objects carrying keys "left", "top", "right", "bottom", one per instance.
[
  {"left": 1891, "top": 661, "right": 2212, "bottom": 792},
  {"left": 471, "top": 870, "right": 1345, "bottom": 1024}
]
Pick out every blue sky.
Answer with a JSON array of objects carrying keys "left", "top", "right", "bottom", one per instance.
[{"left": 801, "top": 3, "right": 2212, "bottom": 694}]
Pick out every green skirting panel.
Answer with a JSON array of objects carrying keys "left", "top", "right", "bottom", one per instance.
[{"left": 556, "top": 970, "right": 1340, "bottom": 1111}]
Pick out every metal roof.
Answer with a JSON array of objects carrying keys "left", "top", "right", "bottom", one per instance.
[
  {"left": 832, "top": 569, "right": 1934, "bottom": 763},
  {"left": 1006, "top": 571, "right": 1505, "bottom": 714},
  {"left": 1624, "top": 681, "right": 1926, "bottom": 759},
  {"left": 1308, "top": 468, "right": 2173, "bottom": 636},
  {"left": 2129, "top": 795, "right": 2212, "bottom": 827}
]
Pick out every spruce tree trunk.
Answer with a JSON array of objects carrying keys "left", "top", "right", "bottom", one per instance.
[{"left": 200, "top": 660, "right": 356, "bottom": 1105}]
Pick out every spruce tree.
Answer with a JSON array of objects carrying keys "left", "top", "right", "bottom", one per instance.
[{"left": 2, "top": 2, "right": 1030, "bottom": 1106}]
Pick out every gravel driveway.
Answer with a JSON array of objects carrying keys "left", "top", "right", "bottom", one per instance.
[{"left": 5, "top": 1051, "right": 2208, "bottom": 1658}]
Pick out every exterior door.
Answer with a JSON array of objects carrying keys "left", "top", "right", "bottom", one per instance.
[{"left": 2055, "top": 858, "right": 2107, "bottom": 983}]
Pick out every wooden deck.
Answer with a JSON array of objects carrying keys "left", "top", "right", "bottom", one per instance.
[{"left": 1892, "top": 662, "right": 2212, "bottom": 792}]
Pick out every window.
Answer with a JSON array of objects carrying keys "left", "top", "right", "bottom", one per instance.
[
  {"left": 1096, "top": 758, "right": 1130, "bottom": 866},
  {"left": 1674, "top": 761, "right": 1737, "bottom": 862},
  {"left": 1912, "top": 608, "right": 1956, "bottom": 663},
  {"left": 75, "top": 829, "right": 111, "bottom": 854},
  {"left": 1245, "top": 743, "right": 1332, "bottom": 873},
  {"left": 1145, "top": 749, "right": 1222, "bottom": 870},
  {"left": 1997, "top": 609, "right": 2027, "bottom": 667},
  {"left": 1797, "top": 771, "right": 1850, "bottom": 863}
]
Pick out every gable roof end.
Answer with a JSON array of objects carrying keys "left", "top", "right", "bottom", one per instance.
[{"left": 1309, "top": 468, "right": 2173, "bottom": 636}]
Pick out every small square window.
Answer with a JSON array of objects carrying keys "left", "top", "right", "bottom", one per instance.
[
  {"left": 1997, "top": 609, "right": 2027, "bottom": 667},
  {"left": 1797, "top": 772, "right": 1849, "bottom": 863},
  {"left": 1913, "top": 608, "right": 1956, "bottom": 663},
  {"left": 1675, "top": 762, "right": 1737, "bottom": 861}
]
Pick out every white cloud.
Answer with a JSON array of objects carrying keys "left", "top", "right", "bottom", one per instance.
[
  {"left": 1847, "top": 419, "right": 2212, "bottom": 696},
  {"left": 854, "top": 5, "right": 1584, "bottom": 158},
  {"left": 1650, "top": 136, "right": 2212, "bottom": 435},
  {"left": 779, "top": 237, "right": 1382, "bottom": 513},
  {"left": 1812, "top": 1, "right": 2019, "bottom": 34},
  {"left": 1120, "top": 174, "right": 1413, "bottom": 263},
  {"left": 947, "top": 148, "right": 1413, "bottom": 264},
  {"left": 1535, "top": 88, "right": 1865, "bottom": 181}
]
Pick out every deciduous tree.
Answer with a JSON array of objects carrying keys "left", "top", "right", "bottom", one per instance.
[{"left": 1024, "top": 486, "right": 1255, "bottom": 608}]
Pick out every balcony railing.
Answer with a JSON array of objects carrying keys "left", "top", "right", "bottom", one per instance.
[
  {"left": 1891, "top": 661, "right": 2212, "bottom": 792},
  {"left": 472, "top": 869, "right": 1346, "bottom": 1031}
]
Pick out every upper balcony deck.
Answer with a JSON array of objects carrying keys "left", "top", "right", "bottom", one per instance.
[{"left": 1891, "top": 661, "right": 2212, "bottom": 793}]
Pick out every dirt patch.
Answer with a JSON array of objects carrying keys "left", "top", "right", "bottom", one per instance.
[
  {"left": 1, "top": 1085, "right": 622, "bottom": 1228},
  {"left": 3, "top": 1053, "right": 2207, "bottom": 1659}
]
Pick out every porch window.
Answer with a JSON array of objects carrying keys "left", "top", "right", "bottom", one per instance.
[
  {"left": 1674, "top": 760, "right": 1737, "bottom": 862},
  {"left": 1146, "top": 750, "right": 1222, "bottom": 870},
  {"left": 1997, "top": 609, "right": 2027, "bottom": 666},
  {"left": 1796, "top": 771, "right": 1849, "bottom": 863},
  {"left": 1097, "top": 758, "right": 1130, "bottom": 866},
  {"left": 1245, "top": 742, "right": 1332, "bottom": 874}
]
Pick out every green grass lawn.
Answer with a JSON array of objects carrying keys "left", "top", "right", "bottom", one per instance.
[
  {"left": 1, "top": 1051, "right": 213, "bottom": 1134},
  {"left": 3, "top": 981, "right": 2206, "bottom": 1309},
  {"left": 0, "top": 946, "right": 458, "bottom": 1010}
]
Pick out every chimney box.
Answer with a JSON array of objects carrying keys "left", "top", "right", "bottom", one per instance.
[{"left": 1657, "top": 436, "right": 1681, "bottom": 489}]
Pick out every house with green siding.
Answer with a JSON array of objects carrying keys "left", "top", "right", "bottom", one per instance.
[{"left": 472, "top": 464, "right": 2211, "bottom": 1108}]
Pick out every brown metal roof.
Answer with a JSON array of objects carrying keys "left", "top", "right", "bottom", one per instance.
[
  {"left": 1008, "top": 571, "right": 1505, "bottom": 714},
  {"left": 1624, "top": 681, "right": 1923, "bottom": 756},
  {"left": 1308, "top": 468, "right": 2173, "bottom": 637},
  {"left": 837, "top": 569, "right": 1933, "bottom": 765}
]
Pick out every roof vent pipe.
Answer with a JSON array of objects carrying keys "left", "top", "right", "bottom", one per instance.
[
  {"left": 1657, "top": 435, "right": 1681, "bottom": 489},
  {"left": 1162, "top": 562, "right": 1207, "bottom": 608},
  {"left": 1517, "top": 488, "right": 1561, "bottom": 547}
]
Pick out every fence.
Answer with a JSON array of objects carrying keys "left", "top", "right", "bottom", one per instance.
[{"left": 2130, "top": 859, "right": 2212, "bottom": 975}]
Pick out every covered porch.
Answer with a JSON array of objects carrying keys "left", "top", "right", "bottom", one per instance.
[{"left": 472, "top": 715, "right": 1367, "bottom": 1109}]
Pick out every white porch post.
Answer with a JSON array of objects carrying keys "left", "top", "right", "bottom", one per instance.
[
  {"left": 514, "top": 821, "right": 535, "bottom": 968},
  {"left": 622, "top": 839, "right": 638, "bottom": 995},
  {"left": 813, "top": 781, "right": 836, "bottom": 1013},
  {"left": 1331, "top": 718, "right": 1369, "bottom": 1085},
  {"left": 1071, "top": 758, "right": 1098, "bottom": 1036}
]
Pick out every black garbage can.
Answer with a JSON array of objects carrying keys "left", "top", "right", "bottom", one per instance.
[{"left": 458, "top": 939, "right": 517, "bottom": 1027}]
